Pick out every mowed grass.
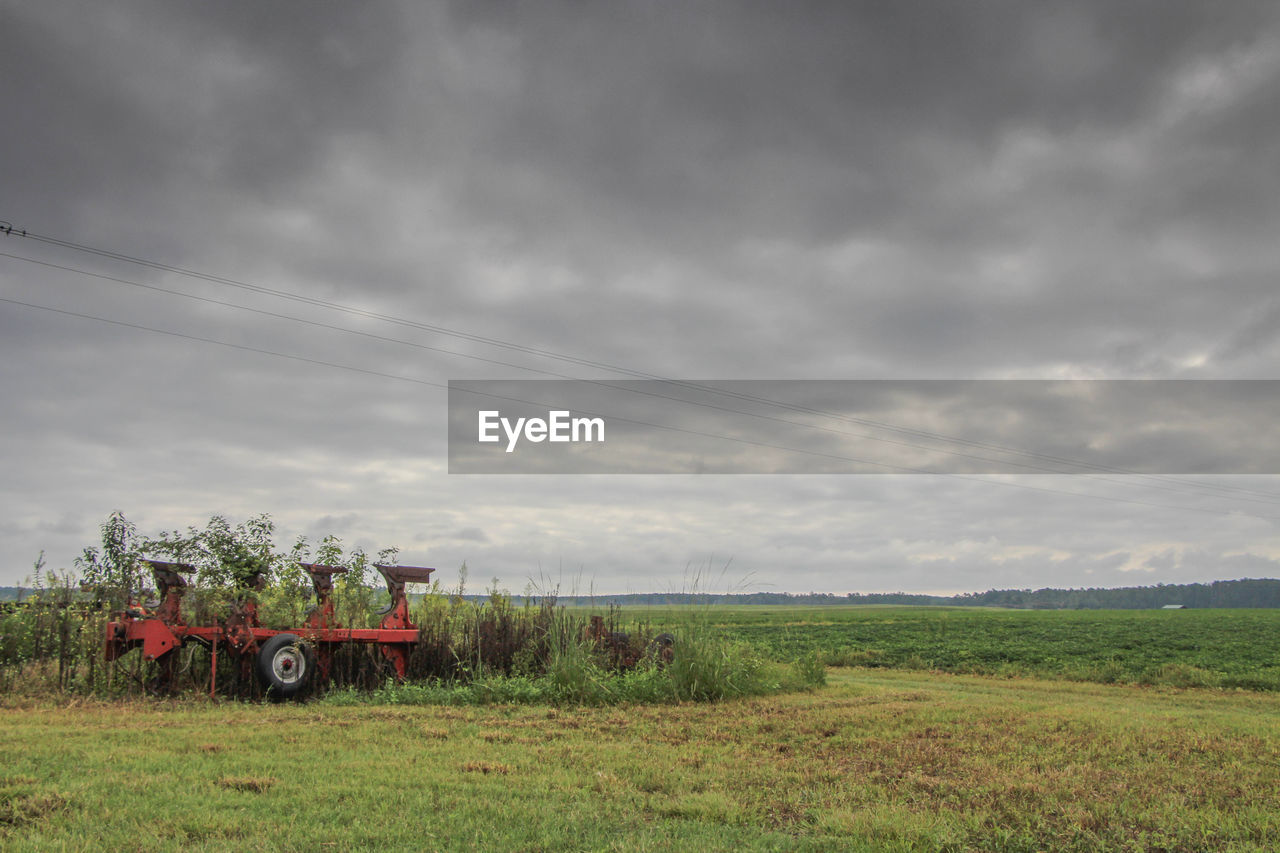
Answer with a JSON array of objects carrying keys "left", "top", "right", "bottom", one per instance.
[
  {"left": 632, "top": 605, "right": 1280, "bottom": 690},
  {"left": 4, "top": 669, "right": 1280, "bottom": 851}
]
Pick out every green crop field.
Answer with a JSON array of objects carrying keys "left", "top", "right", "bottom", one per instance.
[{"left": 628, "top": 605, "right": 1280, "bottom": 691}]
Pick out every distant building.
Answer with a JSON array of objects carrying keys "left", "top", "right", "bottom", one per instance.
[{"left": 1161, "top": 604, "right": 1185, "bottom": 609}]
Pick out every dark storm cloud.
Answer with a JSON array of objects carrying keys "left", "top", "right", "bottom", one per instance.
[
  {"left": 3, "top": 1, "right": 1280, "bottom": 590},
  {"left": 402, "top": 1, "right": 1279, "bottom": 378},
  {"left": 1, "top": 3, "right": 404, "bottom": 213},
  {"left": 440, "top": 2, "right": 1268, "bottom": 242},
  {"left": 8, "top": 1, "right": 1278, "bottom": 378}
]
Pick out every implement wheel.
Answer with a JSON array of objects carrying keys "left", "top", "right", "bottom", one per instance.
[
  {"left": 256, "top": 633, "right": 315, "bottom": 700},
  {"left": 646, "top": 633, "right": 675, "bottom": 667}
]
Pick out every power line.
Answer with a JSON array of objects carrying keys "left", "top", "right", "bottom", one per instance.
[
  {"left": 0, "top": 294, "right": 446, "bottom": 389},
  {"left": 0, "top": 251, "right": 582, "bottom": 379},
  {"left": 13, "top": 228, "right": 658, "bottom": 375}
]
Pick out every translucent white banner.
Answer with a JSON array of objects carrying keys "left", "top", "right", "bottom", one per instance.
[{"left": 447, "top": 380, "right": 1280, "bottom": 475}]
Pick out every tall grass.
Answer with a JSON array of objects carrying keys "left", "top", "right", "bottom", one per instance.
[
  {"left": 323, "top": 592, "right": 826, "bottom": 707},
  {"left": 0, "top": 567, "right": 130, "bottom": 697}
]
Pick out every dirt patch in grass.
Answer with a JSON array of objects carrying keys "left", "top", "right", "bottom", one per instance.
[
  {"left": 460, "top": 761, "right": 512, "bottom": 775},
  {"left": 217, "top": 776, "right": 276, "bottom": 793},
  {"left": 0, "top": 791, "right": 69, "bottom": 829}
]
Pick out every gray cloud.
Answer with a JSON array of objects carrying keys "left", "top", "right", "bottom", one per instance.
[{"left": 3, "top": 1, "right": 1280, "bottom": 591}]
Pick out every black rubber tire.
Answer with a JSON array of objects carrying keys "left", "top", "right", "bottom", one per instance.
[
  {"left": 648, "top": 632, "right": 675, "bottom": 650},
  {"left": 646, "top": 633, "right": 676, "bottom": 666},
  {"left": 256, "top": 633, "right": 315, "bottom": 699}
]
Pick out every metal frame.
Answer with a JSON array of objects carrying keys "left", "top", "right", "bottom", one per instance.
[{"left": 104, "top": 559, "right": 436, "bottom": 695}]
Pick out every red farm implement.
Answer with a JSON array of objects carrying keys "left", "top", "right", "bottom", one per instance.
[{"left": 104, "top": 559, "right": 436, "bottom": 698}]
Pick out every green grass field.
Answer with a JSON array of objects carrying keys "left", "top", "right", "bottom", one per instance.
[{"left": 3, "top": 669, "right": 1279, "bottom": 851}]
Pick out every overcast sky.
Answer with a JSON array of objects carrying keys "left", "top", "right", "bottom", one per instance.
[{"left": 3, "top": 1, "right": 1280, "bottom": 594}]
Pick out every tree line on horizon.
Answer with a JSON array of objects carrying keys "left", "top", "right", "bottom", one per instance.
[
  {"left": 458, "top": 577, "right": 1280, "bottom": 609},
  {"left": 5, "top": 577, "right": 1279, "bottom": 609}
]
